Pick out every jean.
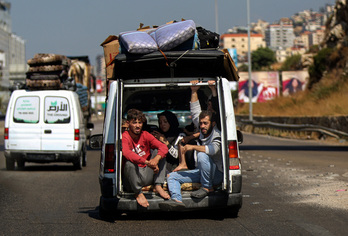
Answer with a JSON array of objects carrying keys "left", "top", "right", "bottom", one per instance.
[{"left": 167, "top": 152, "right": 223, "bottom": 202}]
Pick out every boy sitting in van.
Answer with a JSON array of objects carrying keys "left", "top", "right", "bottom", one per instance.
[{"left": 122, "top": 109, "right": 170, "bottom": 207}]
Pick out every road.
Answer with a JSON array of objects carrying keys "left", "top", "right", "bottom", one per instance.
[{"left": 1, "top": 119, "right": 348, "bottom": 235}]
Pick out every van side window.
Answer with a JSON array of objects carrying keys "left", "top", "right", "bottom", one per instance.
[
  {"left": 13, "top": 96, "right": 40, "bottom": 123},
  {"left": 44, "top": 96, "right": 71, "bottom": 124}
]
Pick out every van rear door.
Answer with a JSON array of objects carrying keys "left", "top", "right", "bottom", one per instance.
[
  {"left": 41, "top": 95, "right": 75, "bottom": 151},
  {"left": 8, "top": 95, "right": 41, "bottom": 151}
]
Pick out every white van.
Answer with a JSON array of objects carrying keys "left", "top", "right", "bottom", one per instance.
[
  {"left": 90, "top": 50, "right": 243, "bottom": 218},
  {"left": 4, "top": 89, "right": 92, "bottom": 170}
]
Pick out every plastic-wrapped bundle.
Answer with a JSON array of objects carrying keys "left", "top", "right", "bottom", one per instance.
[{"left": 76, "top": 83, "right": 89, "bottom": 108}]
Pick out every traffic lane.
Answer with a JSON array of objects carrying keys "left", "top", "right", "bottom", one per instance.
[
  {"left": 239, "top": 162, "right": 348, "bottom": 236},
  {"left": 240, "top": 133, "right": 348, "bottom": 179},
  {"left": 239, "top": 133, "right": 348, "bottom": 235},
  {"left": 0, "top": 150, "right": 102, "bottom": 235},
  {"left": 0, "top": 150, "right": 255, "bottom": 235},
  {"left": 1, "top": 124, "right": 347, "bottom": 235}
]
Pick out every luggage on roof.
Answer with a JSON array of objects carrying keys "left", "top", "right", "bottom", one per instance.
[{"left": 112, "top": 49, "right": 239, "bottom": 81}]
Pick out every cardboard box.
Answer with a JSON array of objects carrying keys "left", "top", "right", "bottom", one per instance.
[{"left": 100, "top": 35, "right": 120, "bottom": 79}]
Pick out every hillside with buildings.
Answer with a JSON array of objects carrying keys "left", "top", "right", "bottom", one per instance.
[
  {"left": 235, "top": 0, "right": 348, "bottom": 117},
  {"left": 221, "top": 3, "right": 333, "bottom": 65}
]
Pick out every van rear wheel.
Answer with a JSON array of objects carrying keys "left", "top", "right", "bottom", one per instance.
[
  {"left": 82, "top": 145, "right": 87, "bottom": 167},
  {"left": 17, "top": 158, "right": 25, "bottom": 170},
  {"left": 73, "top": 154, "right": 82, "bottom": 170},
  {"left": 6, "top": 158, "right": 15, "bottom": 171},
  {"left": 98, "top": 198, "right": 121, "bottom": 221},
  {"left": 222, "top": 205, "right": 241, "bottom": 218}
]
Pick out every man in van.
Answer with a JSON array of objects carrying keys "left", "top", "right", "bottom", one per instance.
[
  {"left": 159, "top": 83, "right": 223, "bottom": 210},
  {"left": 122, "top": 109, "right": 170, "bottom": 208}
]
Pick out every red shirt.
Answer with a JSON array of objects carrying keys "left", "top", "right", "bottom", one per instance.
[{"left": 122, "top": 130, "right": 168, "bottom": 167}]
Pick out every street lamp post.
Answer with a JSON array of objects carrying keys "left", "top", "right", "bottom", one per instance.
[
  {"left": 247, "top": 0, "right": 253, "bottom": 121},
  {"left": 215, "top": 0, "right": 219, "bottom": 33}
]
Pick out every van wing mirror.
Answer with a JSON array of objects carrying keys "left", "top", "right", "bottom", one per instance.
[
  {"left": 237, "top": 130, "right": 243, "bottom": 144},
  {"left": 89, "top": 134, "right": 103, "bottom": 150}
]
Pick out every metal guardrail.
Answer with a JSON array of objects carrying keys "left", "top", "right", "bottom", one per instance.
[{"left": 238, "top": 119, "right": 348, "bottom": 140}]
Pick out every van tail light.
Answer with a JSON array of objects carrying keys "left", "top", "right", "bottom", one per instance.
[
  {"left": 105, "top": 144, "right": 115, "bottom": 173},
  {"left": 4, "top": 127, "right": 8, "bottom": 140},
  {"left": 228, "top": 140, "right": 240, "bottom": 170},
  {"left": 74, "top": 129, "right": 80, "bottom": 140}
]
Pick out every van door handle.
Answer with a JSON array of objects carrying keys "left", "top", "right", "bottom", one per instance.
[{"left": 44, "top": 130, "right": 52, "bottom": 134}]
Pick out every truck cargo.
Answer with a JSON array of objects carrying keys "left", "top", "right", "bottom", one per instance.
[{"left": 23, "top": 53, "right": 93, "bottom": 129}]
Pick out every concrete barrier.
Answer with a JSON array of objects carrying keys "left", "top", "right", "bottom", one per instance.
[{"left": 236, "top": 115, "right": 348, "bottom": 141}]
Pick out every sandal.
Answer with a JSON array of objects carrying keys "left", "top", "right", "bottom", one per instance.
[{"left": 190, "top": 188, "right": 209, "bottom": 198}]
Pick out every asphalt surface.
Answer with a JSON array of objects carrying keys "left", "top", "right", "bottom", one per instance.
[{"left": 1, "top": 119, "right": 348, "bottom": 235}]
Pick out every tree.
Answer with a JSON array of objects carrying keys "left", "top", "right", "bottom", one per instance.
[
  {"left": 308, "top": 47, "right": 333, "bottom": 89},
  {"left": 251, "top": 47, "right": 276, "bottom": 71},
  {"left": 280, "top": 54, "right": 302, "bottom": 71},
  {"left": 238, "top": 63, "right": 249, "bottom": 72}
]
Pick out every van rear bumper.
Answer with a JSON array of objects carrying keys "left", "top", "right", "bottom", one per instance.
[
  {"left": 4, "top": 150, "right": 80, "bottom": 163},
  {"left": 100, "top": 191, "right": 242, "bottom": 213}
]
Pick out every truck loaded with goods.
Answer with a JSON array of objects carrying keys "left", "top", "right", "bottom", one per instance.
[{"left": 4, "top": 54, "right": 94, "bottom": 170}]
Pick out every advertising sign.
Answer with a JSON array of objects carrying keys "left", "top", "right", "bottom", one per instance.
[
  {"left": 282, "top": 71, "right": 309, "bottom": 96},
  {"left": 238, "top": 71, "right": 279, "bottom": 103},
  {"left": 227, "top": 48, "right": 238, "bottom": 68},
  {"left": 45, "top": 97, "right": 70, "bottom": 123}
]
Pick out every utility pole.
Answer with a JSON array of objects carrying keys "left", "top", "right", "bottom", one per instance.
[
  {"left": 215, "top": 0, "right": 219, "bottom": 33},
  {"left": 247, "top": 0, "right": 253, "bottom": 121}
]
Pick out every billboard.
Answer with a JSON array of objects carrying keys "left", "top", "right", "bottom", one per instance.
[
  {"left": 282, "top": 71, "right": 309, "bottom": 96},
  {"left": 238, "top": 71, "right": 279, "bottom": 103},
  {"left": 227, "top": 48, "right": 238, "bottom": 68}
]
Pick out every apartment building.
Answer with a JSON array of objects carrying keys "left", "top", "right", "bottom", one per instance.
[
  {"left": 220, "top": 33, "right": 266, "bottom": 59},
  {"left": 0, "top": 1, "right": 26, "bottom": 88},
  {"left": 265, "top": 23, "right": 296, "bottom": 50},
  {"left": 312, "top": 27, "right": 325, "bottom": 46},
  {"left": 295, "top": 26, "right": 325, "bottom": 50},
  {"left": 276, "top": 46, "right": 306, "bottom": 62}
]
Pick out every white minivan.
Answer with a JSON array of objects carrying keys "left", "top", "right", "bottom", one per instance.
[
  {"left": 4, "top": 89, "right": 93, "bottom": 170},
  {"left": 90, "top": 50, "right": 243, "bottom": 219}
]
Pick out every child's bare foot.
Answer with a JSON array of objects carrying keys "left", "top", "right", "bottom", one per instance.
[
  {"left": 135, "top": 193, "right": 149, "bottom": 207},
  {"left": 173, "top": 164, "right": 188, "bottom": 172},
  {"left": 155, "top": 185, "right": 170, "bottom": 199}
]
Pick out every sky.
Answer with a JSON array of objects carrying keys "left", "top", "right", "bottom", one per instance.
[{"left": 8, "top": 0, "right": 336, "bottom": 66}]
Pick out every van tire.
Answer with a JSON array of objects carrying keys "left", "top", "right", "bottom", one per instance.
[
  {"left": 99, "top": 206, "right": 114, "bottom": 221},
  {"left": 223, "top": 205, "right": 241, "bottom": 218},
  {"left": 73, "top": 154, "right": 82, "bottom": 170},
  {"left": 6, "top": 158, "right": 15, "bottom": 171},
  {"left": 82, "top": 145, "right": 87, "bottom": 167},
  {"left": 17, "top": 158, "right": 25, "bottom": 170}
]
